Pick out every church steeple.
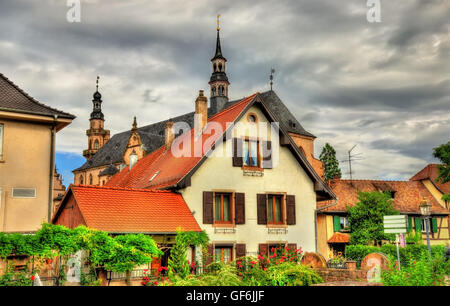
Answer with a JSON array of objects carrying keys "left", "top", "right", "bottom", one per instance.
[
  {"left": 83, "top": 76, "right": 110, "bottom": 160},
  {"left": 209, "top": 14, "right": 229, "bottom": 114}
]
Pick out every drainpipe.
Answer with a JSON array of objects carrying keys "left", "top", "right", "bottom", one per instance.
[
  {"left": 314, "top": 199, "right": 338, "bottom": 253},
  {"left": 48, "top": 115, "right": 57, "bottom": 223}
]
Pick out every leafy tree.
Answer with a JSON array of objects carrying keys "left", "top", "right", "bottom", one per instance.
[
  {"left": 319, "top": 143, "right": 342, "bottom": 181},
  {"left": 433, "top": 141, "right": 450, "bottom": 202},
  {"left": 347, "top": 191, "right": 399, "bottom": 246},
  {"left": 167, "top": 230, "right": 209, "bottom": 280}
]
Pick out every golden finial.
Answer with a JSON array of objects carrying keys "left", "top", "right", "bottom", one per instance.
[{"left": 217, "top": 14, "right": 221, "bottom": 31}]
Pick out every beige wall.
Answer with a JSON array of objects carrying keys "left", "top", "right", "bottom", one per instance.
[
  {"left": 0, "top": 118, "right": 52, "bottom": 232},
  {"left": 73, "top": 164, "right": 121, "bottom": 186},
  {"left": 180, "top": 105, "right": 318, "bottom": 260}
]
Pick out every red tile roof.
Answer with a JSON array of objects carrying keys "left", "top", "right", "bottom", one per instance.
[
  {"left": 327, "top": 232, "right": 350, "bottom": 244},
  {"left": 317, "top": 179, "right": 449, "bottom": 215},
  {"left": 106, "top": 94, "right": 257, "bottom": 189},
  {"left": 410, "top": 164, "right": 450, "bottom": 194},
  {"left": 54, "top": 185, "right": 201, "bottom": 233}
]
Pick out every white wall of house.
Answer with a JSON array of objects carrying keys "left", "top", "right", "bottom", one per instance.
[{"left": 180, "top": 105, "right": 317, "bottom": 260}]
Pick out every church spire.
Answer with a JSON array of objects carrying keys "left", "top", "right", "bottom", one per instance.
[
  {"left": 209, "top": 14, "right": 229, "bottom": 114},
  {"left": 90, "top": 76, "right": 104, "bottom": 121}
]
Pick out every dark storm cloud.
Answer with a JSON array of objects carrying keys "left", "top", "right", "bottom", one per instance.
[{"left": 0, "top": 0, "right": 449, "bottom": 182}]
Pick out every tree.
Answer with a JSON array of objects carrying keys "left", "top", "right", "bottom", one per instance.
[
  {"left": 347, "top": 191, "right": 399, "bottom": 246},
  {"left": 319, "top": 143, "right": 342, "bottom": 181},
  {"left": 433, "top": 142, "right": 450, "bottom": 202}
]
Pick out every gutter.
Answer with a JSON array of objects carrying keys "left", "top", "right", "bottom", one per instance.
[
  {"left": 314, "top": 199, "right": 338, "bottom": 253},
  {"left": 48, "top": 115, "right": 57, "bottom": 222}
]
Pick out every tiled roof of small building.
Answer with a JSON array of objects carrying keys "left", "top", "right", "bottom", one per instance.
[
  {"left": 0, "top": 73, "right": 75, "bottom": 119},
  {"left": 327, "top": 232, "right": 350, "bottom": 244},
  {"left": 410, "top": 164, "right": 450, "bottom": 194},
  {"left": 317, "top": 179, "right": 449, "bottom": 215},
  {"left": 54, "top": 185, "right": 201, "bottom": 233}
]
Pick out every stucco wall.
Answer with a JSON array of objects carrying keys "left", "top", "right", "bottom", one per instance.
[
  {"left": 0, "top": 118, "right": 52, "bottom": 232},
  {"left": 180, "top": 105, "right": 317, "bottom": 257}
]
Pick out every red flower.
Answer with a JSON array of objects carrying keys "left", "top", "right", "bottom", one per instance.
[{"left": 30, "top": 275, "right": 35, "bottom": 281}]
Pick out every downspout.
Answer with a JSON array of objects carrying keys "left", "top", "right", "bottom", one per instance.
[
  {"left": 314, "top": 199, "right": 338, "bottom": 253},
  {"left": 48, "top": 115, "right": 57, "bottom": 223}
]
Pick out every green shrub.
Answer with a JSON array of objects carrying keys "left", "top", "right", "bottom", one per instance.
[
  {"left": 0, "top": 264, "right": 33, "bottom": 286},
  {"left": 266, "top": 263, "right": 323, "bottom": 286},
  {"left": 381, "top": 251, "right": 449, "bottom": 286}
]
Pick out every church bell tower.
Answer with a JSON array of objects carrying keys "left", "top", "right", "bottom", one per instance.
[
  {"left": 83, "top": 76, "right": 110, "bottom": 160},
  {"left": 209, "top": 15, "right": 230, "bottom": 114}
]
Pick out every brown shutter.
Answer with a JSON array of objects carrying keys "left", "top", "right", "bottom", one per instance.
[
  {"left": 235, "top": 193, "right": 245, "bottom": 224},
  {"left": 257, "top": 194, "right": 267, "bottom": 224},
  {"left": 262, "top": 140, "right": 273, "bottom": 169},
  {"left": 286, "top": 195, "right": 296, "bottom": 225},
  {"left": 287, "top": 243, "right": 297, "bottom": 251},
  {"left": 206, "top": 244, "right": 214, "bottom": 266},
  {"left": 258, "top": 244, "right": 268, "bottom": 256},
  {"left": 203, "top": 191, "right": 214, "bottom": 224},
  {"left": 235, "top": 244, "right": 246, "bottom": 259},
  {"left": 232, "top": 138, "right": 243, "bottom": 167}
]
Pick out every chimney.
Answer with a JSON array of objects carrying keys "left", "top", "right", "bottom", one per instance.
[
  {"left": 165, "top": 120, "right": 175, "bottom": 150},
  {"left": 195, "top": 90, "right": 208, "bottom": 136}
]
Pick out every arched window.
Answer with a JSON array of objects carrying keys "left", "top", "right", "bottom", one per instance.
[
  {"left": 89, "top": 174, "right": 93, "bottom": 185},
  {"left": 218, "top": 63, "right": 222, "bottom": 72},
  {"left": 94, "top": 140, "right": 99, "bottom": 150},
  {"left": 80, "top": 175, "right": 84, "bottom": 185},
  {"left": 213, "top": 63, "right": 217, "bottom": 72}
]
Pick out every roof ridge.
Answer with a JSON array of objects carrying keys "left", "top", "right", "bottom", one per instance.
[
  {"left": 338, "top": 178, "right": 410, "bottom": 182},
  {"left": 0, "top": 73, "right": 75, "bottom": 118},
  {"left": 208, "top": 93, "right": 258, "bottom": 122},
  {"left": 72, "top": 184, "right": 172, "bottom": 193}
]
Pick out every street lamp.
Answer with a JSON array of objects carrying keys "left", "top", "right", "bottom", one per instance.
[{"left": 419, "top": 199, "right": 432, "bottom": 258}]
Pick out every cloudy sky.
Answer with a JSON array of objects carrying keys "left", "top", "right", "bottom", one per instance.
[{"left": 1, "top": 0, "right": 449, "bottom": 186}]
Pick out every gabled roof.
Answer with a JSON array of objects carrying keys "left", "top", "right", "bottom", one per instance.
[
  {"left": 317, "top": 179, "right": 449, "bottom": 215},
  {"left": 52, "top": 185, "right": 201, "bottom": 233},
  {"left": 0, "top": 73, "right": 75, "bottom": 119},
  {"left": 410, "top": 164, "right": 450, "bottom": 194},
  {"left": 106, "top": 92, "right": 335, "bottom": 200},
  {"left": 73, "top": 90, "right": 314, "bottom": 172},
  {"left": 328, "top": 232, "right": 350, "bottom": 244}
]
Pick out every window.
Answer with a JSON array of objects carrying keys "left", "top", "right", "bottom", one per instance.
[
  {"left": 89, "top": 174, "right": 93, "bottom": 185},
  {"left": 244, "top": 139, "right": 259, "bottom": 167},
  {"left": 340, "top": 216, "right": 349, "bottom": 230},
  {"left": 79, "top": 175, "right": 84, "bottom": 185},
  {"left": 214, "top": 246, "right": 232, "bottom": 264},
  {"left": 421, "top": 219, "right": 428, "bottom": 233},
  {"left": 214, "top": 193, "right": 232, "bottom": 223},
  {"left": 94, "top": 140, "right": 99, "bottom": 150},
  {"left": 12, "top": 188, "right": 36, "bottom": 198},
  {"left": 0, "top": 123, "right": 3, "bottom": 159},
  {"left": 267, "top": 194, "right": 284, "bottom": 224}
]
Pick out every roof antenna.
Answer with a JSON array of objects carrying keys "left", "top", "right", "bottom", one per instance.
[
  {"left": 341, "top": 144, "right": 364, "bottom": 180},
  {"left": 270, "top": 68, "right": 275, "bottom": 91}
]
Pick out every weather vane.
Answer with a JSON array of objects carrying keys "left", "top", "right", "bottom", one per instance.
[
  {"left": 217, "top": 14, "right": 221, "bottom": 31},
  {"left": 270, "top": 68, "right": 275, "bottom": 90},
  {"left": 96, "top": 75, "right": 99, "bottom": 91}
]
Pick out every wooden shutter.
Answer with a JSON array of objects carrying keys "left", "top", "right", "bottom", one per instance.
[
  {"left": 257, "top": 194, "right": 267, "bottom": 224},
  {"left": 287, "top": 243, "right": 297, "bottom": 251},
  {"left": 407, "top": 217, "right": 413, "bottom": 232},
  {"left": 203, "top": 191, "right": 214, "bottom": 224},
  {"left": 258, "top": 244, "right": 268, "bottom": 256},
  {"left": 333, "top": 216, "right": 341, "bottom": 232},
  {"left": 431, "top": 218, "right": 438, "bottom": 233},
  {"left": 206, "top": 244, "right": 214, "bottom": 266},
  {"left": 235, "top": 193, "right": 245, "bottom": 224},
  {"left": 286, "top": 195, "right": 296, "bottom": 225},
  {"left": 232, "top": 138, "right": 243, "bottom": 167},
  {"left": 235, "top": 244, "right": 246, "bottom": 259},
  {"left": 261, "top": 140, "right": 273, "bottom": 169},
  {"left": 414, "top": 217, "right": 422, "bottom": 232}
]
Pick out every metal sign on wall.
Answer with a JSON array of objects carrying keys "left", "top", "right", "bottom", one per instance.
[{"left": 383, "top": 215, "right": 408, "bottom": 234}]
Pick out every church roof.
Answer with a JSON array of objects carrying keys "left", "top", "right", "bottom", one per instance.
[
  {"left": 98, "top": 164, "right": 119, "bottom": 176},
  {"left": 73, "top": 90, "right": 314, "bottom": 172},
  {"left": 0, "top": 73, "right": 75, "bottom": 119}
]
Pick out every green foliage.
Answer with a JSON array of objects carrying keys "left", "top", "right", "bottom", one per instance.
[
  {"left": 0, "top": 264, "right": 33, "bottom": 286},
  {"left": 319, "top": 143, "right": 342, "bottom": 181},
  {"left": 345, "top": 244, "right": 447, "bottom": 268},
  {"left": 382, "top": 251, "right": 449, "bottom": 286},
  {"left": 167, "top": 230, "right": 209, "bottom": 280},
  {"left": 347, "top": 191, "right": 399, "bottom": 245},
  {"left": 433, "top": 142, "right": 450, "bottom": 184},
  {"left": 266, "top": 263, "right": 323, "bottom": 286}
]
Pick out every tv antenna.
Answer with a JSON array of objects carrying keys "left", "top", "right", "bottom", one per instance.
[{"left": 340, "top": 144, "right": 364, "bottom": 180}]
